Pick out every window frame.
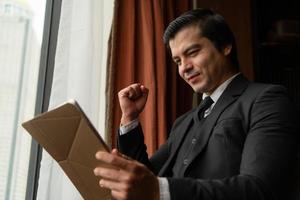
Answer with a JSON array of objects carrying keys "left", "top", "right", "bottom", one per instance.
[{"left": 25, "top": 0, "right": 62, "bottom": 199}]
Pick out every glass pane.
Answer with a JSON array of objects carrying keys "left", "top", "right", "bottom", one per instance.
[{"left": 0, "top": 0, "right": 46, "bottom": 199}]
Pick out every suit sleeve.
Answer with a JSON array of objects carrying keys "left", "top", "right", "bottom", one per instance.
[
  {"left": 167, "top": 85, "right": 298, "bottom": 200},
  {"left": 117, "top": 124, "right": 171, "bottom": 175}
]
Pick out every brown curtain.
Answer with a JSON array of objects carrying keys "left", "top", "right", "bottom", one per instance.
[{"left": 106, "top": 0, "right": 193, "bottom": 155}]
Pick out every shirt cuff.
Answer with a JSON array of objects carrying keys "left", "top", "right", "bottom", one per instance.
[
  {"left": 158, "top": 177, "right": 171, "bottom": 200},
  {"left": 119, "top": 119, "right": 139, "bottom": 135}
]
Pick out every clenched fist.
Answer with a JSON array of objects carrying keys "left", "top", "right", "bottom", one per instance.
[{"left": 118, "top": 83, "right": 149, "bottom": 125}]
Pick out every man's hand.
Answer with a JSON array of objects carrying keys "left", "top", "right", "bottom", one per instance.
[
  {"left": 118, "top": 83, "right": 149, "bottom": 124},
  {"left": 94, "top": 149, "right": 159, "bottom": 200}
]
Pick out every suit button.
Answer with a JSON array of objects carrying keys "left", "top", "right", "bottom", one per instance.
[
  {"left": 191, "top": 138, "right": 197, "bottom": 144},
  {"left": 183, "top": 159, "right": 188, "bottom": 165}
]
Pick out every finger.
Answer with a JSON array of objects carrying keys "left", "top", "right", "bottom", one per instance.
[
  {"left": 111, "top": 148, "right": 118, "bottom": 154},
  {"left": 95, "top": 151, "right": 131, "bottom": 170},
  {"left": 99, "top": 174, "right": 138, "bottom": 197},
  {"left": 130, "top": 83, "right": 141, "bottom": 90},
  {"left": 118, "top": 83, "right": 141, "bottom": 99},
  {"left": 128, "top": 83, "right": 145, "bottom": 99},
  {"left": 127, "top": 87, "right": 139, "bottom": 99},
  {"left": 118, "top": 88, "right": 131, "bottom": 98},
  {"left": 140, "top": 85, "right": 149, "bottom": 96},
  {"left": 111, "top": 190, "right": 127, "bottom": 200},
  {"left": 94, "top": 167, "right": 121, "bottom": 181},
  {"left": 111, "top": 149, "right": 133, "bottom": 161},
  {"left": 99, "top": 179, "right": 123, "bottom": 192}
]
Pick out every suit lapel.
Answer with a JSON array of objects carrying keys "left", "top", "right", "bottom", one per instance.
[{"left": 184, "top": 74, "right": 249, "bottom": 175}]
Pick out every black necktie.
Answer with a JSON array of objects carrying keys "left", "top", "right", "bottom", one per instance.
[{"left": 198, "top": 96, "right": 214, "bottom": 120}]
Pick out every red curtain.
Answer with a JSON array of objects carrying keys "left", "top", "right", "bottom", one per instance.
[{"left": 106, "top": 0, "right": 193, "bottom": 155}]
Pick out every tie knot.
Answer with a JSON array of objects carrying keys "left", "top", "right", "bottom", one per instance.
[
  {"left": 199, "top": 96, "right": 214, "bottom": 111},
  {"left": 197, "top": 96, "right": 214, "bottom": 120}
]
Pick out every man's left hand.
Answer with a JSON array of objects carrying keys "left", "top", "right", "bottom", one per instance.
[{"left": 94, "top": 149, "right": 160, "bottom": 200}]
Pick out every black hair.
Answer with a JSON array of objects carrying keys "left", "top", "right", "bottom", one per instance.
[{"left": 163, "top": 8, "right": 239, "bottom": 69}]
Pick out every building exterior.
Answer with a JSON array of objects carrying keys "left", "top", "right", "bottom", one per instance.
[{"left": 0, "top": 0, "right": 44, "bottom": 199}]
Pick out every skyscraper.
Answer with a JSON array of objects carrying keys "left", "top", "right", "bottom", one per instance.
[{"left": 0, "top": 0, "right": 44, "bottom": 199}]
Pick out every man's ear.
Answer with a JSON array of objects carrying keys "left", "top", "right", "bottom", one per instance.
[{"left": 223, "top": 44, "right": 232, "bottom": 56}]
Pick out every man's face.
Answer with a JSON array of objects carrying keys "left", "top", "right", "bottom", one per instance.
[{"left": 169, "top": 25, "right": 234, "bottom": 95}]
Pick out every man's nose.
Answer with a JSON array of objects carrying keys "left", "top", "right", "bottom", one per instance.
[{"left": 181, "top": 60, "right": 193, "bottom": 72}]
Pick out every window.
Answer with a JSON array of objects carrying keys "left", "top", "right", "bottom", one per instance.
[{"left": 0, "top": 0, "right": 46, "bottom": 199}]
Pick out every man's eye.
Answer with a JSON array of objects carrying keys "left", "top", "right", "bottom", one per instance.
[
  {"left": 174, "top": 60, "right": 181, "bottom": 66},
  {"left": 188, "top": 50, "right": 198, "bottom": 56}
]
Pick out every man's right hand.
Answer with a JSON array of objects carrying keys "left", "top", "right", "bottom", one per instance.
[{"left": 118, "top": 83, "right": 149, "bottom": 125}]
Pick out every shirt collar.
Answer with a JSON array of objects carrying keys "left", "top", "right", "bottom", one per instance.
[{"left": 202, "top": 73, "right": 240, "bottom": 104}]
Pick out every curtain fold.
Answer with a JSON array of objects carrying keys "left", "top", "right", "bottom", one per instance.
[
  {"left": 107, "top": 0, "right": 193, "bottom": 155},
  {"left": 37, "top": 0, "right": 114, "bottom": 199}
]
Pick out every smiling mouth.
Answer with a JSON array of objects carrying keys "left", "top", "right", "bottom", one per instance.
[{"left": 187, "top": 73, "right": 200, "bottom": 82}]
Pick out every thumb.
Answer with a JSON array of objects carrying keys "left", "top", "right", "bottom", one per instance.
[
  {"left": 111, "top": 148, "right": 133, "bottom": 160},
  {"left": 140, "top": 85, "right": 149, "bottom": 99}
]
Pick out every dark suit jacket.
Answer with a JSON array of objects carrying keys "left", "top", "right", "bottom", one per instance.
[{"left": 118, "top": 74, "right": 298, "bottom": 200}]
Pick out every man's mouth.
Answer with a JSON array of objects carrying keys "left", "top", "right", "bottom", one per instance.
[{"left": 187, "top": 73, "right": 200, "bottom": 82}]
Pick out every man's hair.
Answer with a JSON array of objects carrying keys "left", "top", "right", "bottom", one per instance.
[{"left": 163, "top": 8, "right": 239, "bottom": 69}]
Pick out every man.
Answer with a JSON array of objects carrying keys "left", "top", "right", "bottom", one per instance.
[{"left": 94, "top": 8, "right": 297, "bottom": 200}]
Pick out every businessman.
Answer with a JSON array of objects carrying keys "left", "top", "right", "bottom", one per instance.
[{"left": 94, "top": 8, "right": 297, "bottom": 200}]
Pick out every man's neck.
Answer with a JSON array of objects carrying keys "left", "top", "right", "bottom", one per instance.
[{"left": 203, "top": 73, "right": 240, "bottom": 101}]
